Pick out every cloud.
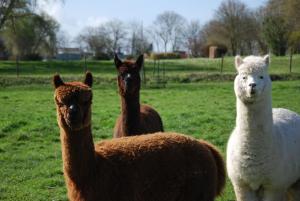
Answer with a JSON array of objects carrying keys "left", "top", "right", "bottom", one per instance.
[
  {"left": 35, "top": 1, "right": 110, "bottom": 38},
  {"left": 86, "top": 16, "right": 109, "bottom": 27},
  {"left": 36, "top": 0, "right": 64, "bottom": 22},
  {"left": 36, "top": 0, "right": 109, "bottom": 38},
  {"left": 62, "top": 16, "right": 109, "bottom": 37}
]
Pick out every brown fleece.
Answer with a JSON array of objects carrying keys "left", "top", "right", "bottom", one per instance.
[
  {"left": 199, "top": 140, "right": 226, "bottom": 196},
  {"left": 53, "top": 72, "right": 225, "bottom": 201},
  {"left": 113, "top": 54, "right": 164, "bottom": 137}
]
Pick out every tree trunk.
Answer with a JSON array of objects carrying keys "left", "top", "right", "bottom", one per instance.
[
  {"left": 164, "top": 42, "right": 167, "bottom": 53},
  {"left": 0, "top": 0, "right": 16, "bottom": 30}
]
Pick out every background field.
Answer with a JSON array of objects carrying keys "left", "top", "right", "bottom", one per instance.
[
  {"left": 1, "top": 0, "right": 300, "bottom": 199},
  {"left": 0, "top": 55, "right": 300, "bottom": 78},
  {"left": 0, "top": 80, "right": 300, "bottom": 201},
  {"left": 1, "top": 55, "right": 300, "bottom": 91},
  {"left": 1, "top": 56, "right": 300, "bottom": 200}
]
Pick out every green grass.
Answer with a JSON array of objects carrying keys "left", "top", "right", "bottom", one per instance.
[
  {"left": 0, "top": 81, "right": 300, "bottom": 200},
  {"left": 1, "top": 55, "right": 300, "bottom": 88},
  {"left": 0, "top": 55, "right": 300, "bottom": 78}
]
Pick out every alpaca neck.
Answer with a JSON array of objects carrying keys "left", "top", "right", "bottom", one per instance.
[
  {"left": 121, "top": 93, "right": 140, "bottom": 135},
  {"left": 236, "top": 95, "right": 273, "bottom": 143},
  {"left": 60, "top": 125, "right": 96, "bottom": 186}
]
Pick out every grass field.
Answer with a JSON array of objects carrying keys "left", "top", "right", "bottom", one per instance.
[
  {"left": 1, "top": 80, "right": 300, "bottom": 200},
  {"left": 0, "top": 55, "right": 300, "bottom": 78}
]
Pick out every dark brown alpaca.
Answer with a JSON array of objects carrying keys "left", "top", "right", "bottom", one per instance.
[
  {"left": 113, "top": 54, "right": 164, "bottom": 137},
  {"left": 53, "top": 72, "right": 225, "bottom": 201}
]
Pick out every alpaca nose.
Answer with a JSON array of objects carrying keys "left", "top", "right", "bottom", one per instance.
[{"left": 249, "top": 83, "right": 256, "bottom": 88}]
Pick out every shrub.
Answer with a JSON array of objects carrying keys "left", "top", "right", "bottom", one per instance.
[
  {"left": 94, "top": 52, "right": 111, "bottom": 60},
  {"left": 150, "top": 52, "right": 181, "bottom": 60},
  {"left": 22, "top": 53, "right": 43, "bottom": 61}
]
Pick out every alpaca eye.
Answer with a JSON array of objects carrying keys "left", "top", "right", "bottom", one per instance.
[
  {"left": 120, "top": 74, "right": 126, "bottom": 80},
  {"left": 260, "top": 76, "right": 264, "bottom": 79}
]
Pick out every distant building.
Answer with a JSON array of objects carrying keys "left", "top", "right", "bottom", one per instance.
[
  {"left": 209, "top": 46, "right": 227, "bottom": 58},
  {"left": 0, "top": 51, "right": 8, "bottom": 60},
  {"left": 173, "top": 51, "right": 188, "bottom": 59},
  {"left": 209, "top": 46, "right": 217, "bottom": 59},
  {"left": 56, "top": 48, "right": 82, "bottom": 61},
  {"left": 0, "top": 38, "right": 8, "bottom": 60}
]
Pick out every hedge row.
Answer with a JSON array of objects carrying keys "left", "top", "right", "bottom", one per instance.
[
  {"left": 1, "top": 73, "right": 300, "bottom": 87},
  {"left": 150, "top": 53, "right": 181, "bottom": 60}
]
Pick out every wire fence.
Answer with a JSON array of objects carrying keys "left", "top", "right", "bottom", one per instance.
[{"left": 0, "top": 55, "right": 299, "bottom": 78}]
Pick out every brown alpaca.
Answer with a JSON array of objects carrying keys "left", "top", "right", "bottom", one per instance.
[
  {"left": 53, "top": 72, "right": 226, "bottom": 201},
  {"left": 113, "top": 54, "right": 164, "bottom": 137}
]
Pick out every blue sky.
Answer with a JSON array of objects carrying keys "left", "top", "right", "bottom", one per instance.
[{"left": 38, "top": 0, "right": 267, "bottom": 38}]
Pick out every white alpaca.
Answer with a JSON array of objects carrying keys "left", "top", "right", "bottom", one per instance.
[{"left": 227, "top": 55, "right": 300, "bottom": 201}]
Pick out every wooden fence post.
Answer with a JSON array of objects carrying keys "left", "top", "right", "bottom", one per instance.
[
  {"left": 84, "top": 54, "right": 87, "bottom": 72},
  {"left": 16, "top": 55, "right": 19, "bottom": 77},
  {"left": 289, "top": 49, "right": 293, "bottom": 73},
  {"left": 143, "top": 57, "right": 146, "bottom": 86},
  {"left": 220, "top": 54, "right": 224, "bottom": 73}
]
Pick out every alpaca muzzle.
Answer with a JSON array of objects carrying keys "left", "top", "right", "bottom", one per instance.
[
  {"left": 124, "top": 74, "right": 132, "bottom": 89},
  {"left": 249, "top": 83, "right": 256, "bottom": 95}
]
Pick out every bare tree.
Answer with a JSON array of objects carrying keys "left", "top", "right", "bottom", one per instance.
[
  {"left": 201, "top": 20, "right": 227, "bottom": 48},
  {"left": 56, "top": 30, "right": 71, "bottom": 49},
  {"left": 106, "top": 19, "right": 127, "bottom": 53},
  {"left": 127, "top": 21, "right": 151, "bottom": 56},
  {"left": 250, "top": 7, "right": 268, "bottom": 54},
  {"left": 184, "top": 20, "right": 203, "bottom": 57},
  {"left": 147, "top": 26, "right": 161, "bottom": 53},
  {"left": 214, "top": 0, "right": 251, "bottom": 55},
  {"left": 154, "top": 11, "right": 186, "bottom": 53},
  {"left": 77, "top": 25, "right": 112, "bottom": 59}
]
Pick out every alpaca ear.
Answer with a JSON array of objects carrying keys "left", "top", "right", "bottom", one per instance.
[
  {"left": 53, "top": 74, "right": 64, "bottom": 88},
  {"left": 135, "top": 54, "right": 144, "bottom": 71},
  {"left": 263, "top": 54, "right": 269, "bottom": 66},
  {"left": 84, "top": 71, "right": 93, "bottom": 87},
  {"left": 235, "top": 55, "right": 243, "bottom": 70},
  {"left": 114, "top": 53, "right": 122, "bottom": 69}
]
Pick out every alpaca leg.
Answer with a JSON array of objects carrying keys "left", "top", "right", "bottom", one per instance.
[
  {"left": 232, "top": 183, "right": 259, "bottom": 201},
  {"left": 263, "top": 190, "right": 287, "bottom": 201}
]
